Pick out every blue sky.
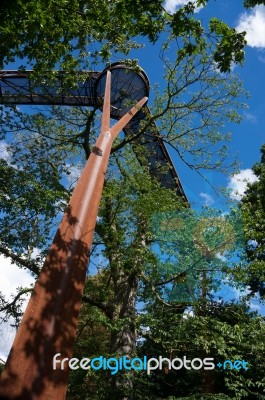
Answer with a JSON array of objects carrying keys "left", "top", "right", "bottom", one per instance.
[
  {"left": 126, "top": 0, "right": 265, "bottom": 210},
  {"left": 1, "top": 0, "right": 265, "bottom": 358}
]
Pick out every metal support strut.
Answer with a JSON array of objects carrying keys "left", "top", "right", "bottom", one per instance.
[{"left": 0, "top": 71, "right": 148, "bottom": 400}]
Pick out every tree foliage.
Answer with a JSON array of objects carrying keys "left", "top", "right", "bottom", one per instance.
[
  {"left": 0, "top": 0, "right": 165, "bottom": 73},
  {"left": 244, "top": 0, "right": 265, "bottom": 7},
  {"left": 238, "top": 145, "right": 265, "bottom": 298},
  {"left": 151, "top": 41, "right": 246, "bottom": 175},
  {"left": 0, "top": 0, "right": 247, "bottom": 76},
  {"left": 137, "top": 301, "right": 265, "bottom": 399}
]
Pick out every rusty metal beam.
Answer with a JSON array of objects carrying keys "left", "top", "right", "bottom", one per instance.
[{"left": 0, "top": 71, "right": 148, "bottom": 400}]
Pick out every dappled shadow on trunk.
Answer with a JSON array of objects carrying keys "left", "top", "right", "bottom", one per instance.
[{"left": 0, "top": 206, "right": 91, "bottom": 400}]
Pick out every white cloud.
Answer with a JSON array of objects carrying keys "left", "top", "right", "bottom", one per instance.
[
  {"left": 249, "top": 302, "right": 261, "bottom": 312},
  {"left": 183, "top": 307, "right": 194, "bottom": 319},
  {"left": 62, "top": 163, "right": 82, "bottom": 189},
  {"left": 163, "top": 0, "right": 203, "bottom": 14},
  {"left": 199, "top": 192, "right": 214, "bottom": 206},
  {"left": 0, "top": 255, "right": 35, "bottom": 358},
  {"left": 247, "top": 239, "right": 258, "bottom": 248},
  {"left": 0, "top": 355, "right": 7, "bottom": 364},
  {"left": 216, "top": 253, "right": 227, "bottom": 262},
  {"left": 228, "top": 169, "right": 258, "bottom": 201},
  {"left": 231, "top": 286, "right": 251, "bottom": 299},
  {"left": 258, "top": 52, "right": 265, "bottom": 63},
  {"left": 244, "top": 112, "right": 257, "bottom": 124},
  {"left": 212, "top": 60, "right": 236, "bottom": 74},
  {"left": 213, "top": 279, "right": 251, "bottom": 301},
  {"left": 0, "top": 142, "right": 10, "bottom": 162},
  {"left": 236, "top": 6, "right": 265, "bottom": 48}
]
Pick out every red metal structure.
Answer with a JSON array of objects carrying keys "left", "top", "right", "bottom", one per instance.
[
  {"left": 0, "top": 63, "right": 187, "bottom": 399},
  {"left": 0, "top": 69, "right": 148, "bottom": 400}
]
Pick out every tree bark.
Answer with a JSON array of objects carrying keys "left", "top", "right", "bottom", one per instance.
[{"left": 108, "top": 270, "right": 138, "bottom": 400}]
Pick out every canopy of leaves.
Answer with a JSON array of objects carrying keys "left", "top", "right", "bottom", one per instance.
[
  {"left": 239, "top": 144, "right": 265, "bottom": 298},
  {"left": 137, "top": 301, "right": 265, "bottom": 399},
  {"left": 244, "top": 0, "right": 265, "bottom": 7},
  {"left": 0, "top": 0, "right": 247, "bottom": 76},
  {"left": 0, "top": 0, "right": 165, "bottom": 75}
]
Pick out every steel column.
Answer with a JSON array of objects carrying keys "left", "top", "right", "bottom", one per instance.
[{"left": 0, "top": 71, "right": 147, "bottom": 400}]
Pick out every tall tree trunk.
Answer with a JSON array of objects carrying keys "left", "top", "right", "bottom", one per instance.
[
  {"left": 109, "top": 271, "right": 138, "bottom": 400},
  {"left": 97, "top": 194, "right": 147, "bottom": 399}
]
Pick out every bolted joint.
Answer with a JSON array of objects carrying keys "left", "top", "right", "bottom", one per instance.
[{"left": 92, "top": 146, "right": 103, "bottom": 156}]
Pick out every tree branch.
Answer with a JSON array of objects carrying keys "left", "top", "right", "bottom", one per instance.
[
  {"left": 0, "top": 245, "right": 40, "bottom": 276},
  {"left": 82, "top": 294, "right": 114, "bottom": 319},
  {"left": 140, "top": 271, "right": 189, "bottom": 310},
  {"left": 0, "top": 288, "right": 32, "bottom": 313}
]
